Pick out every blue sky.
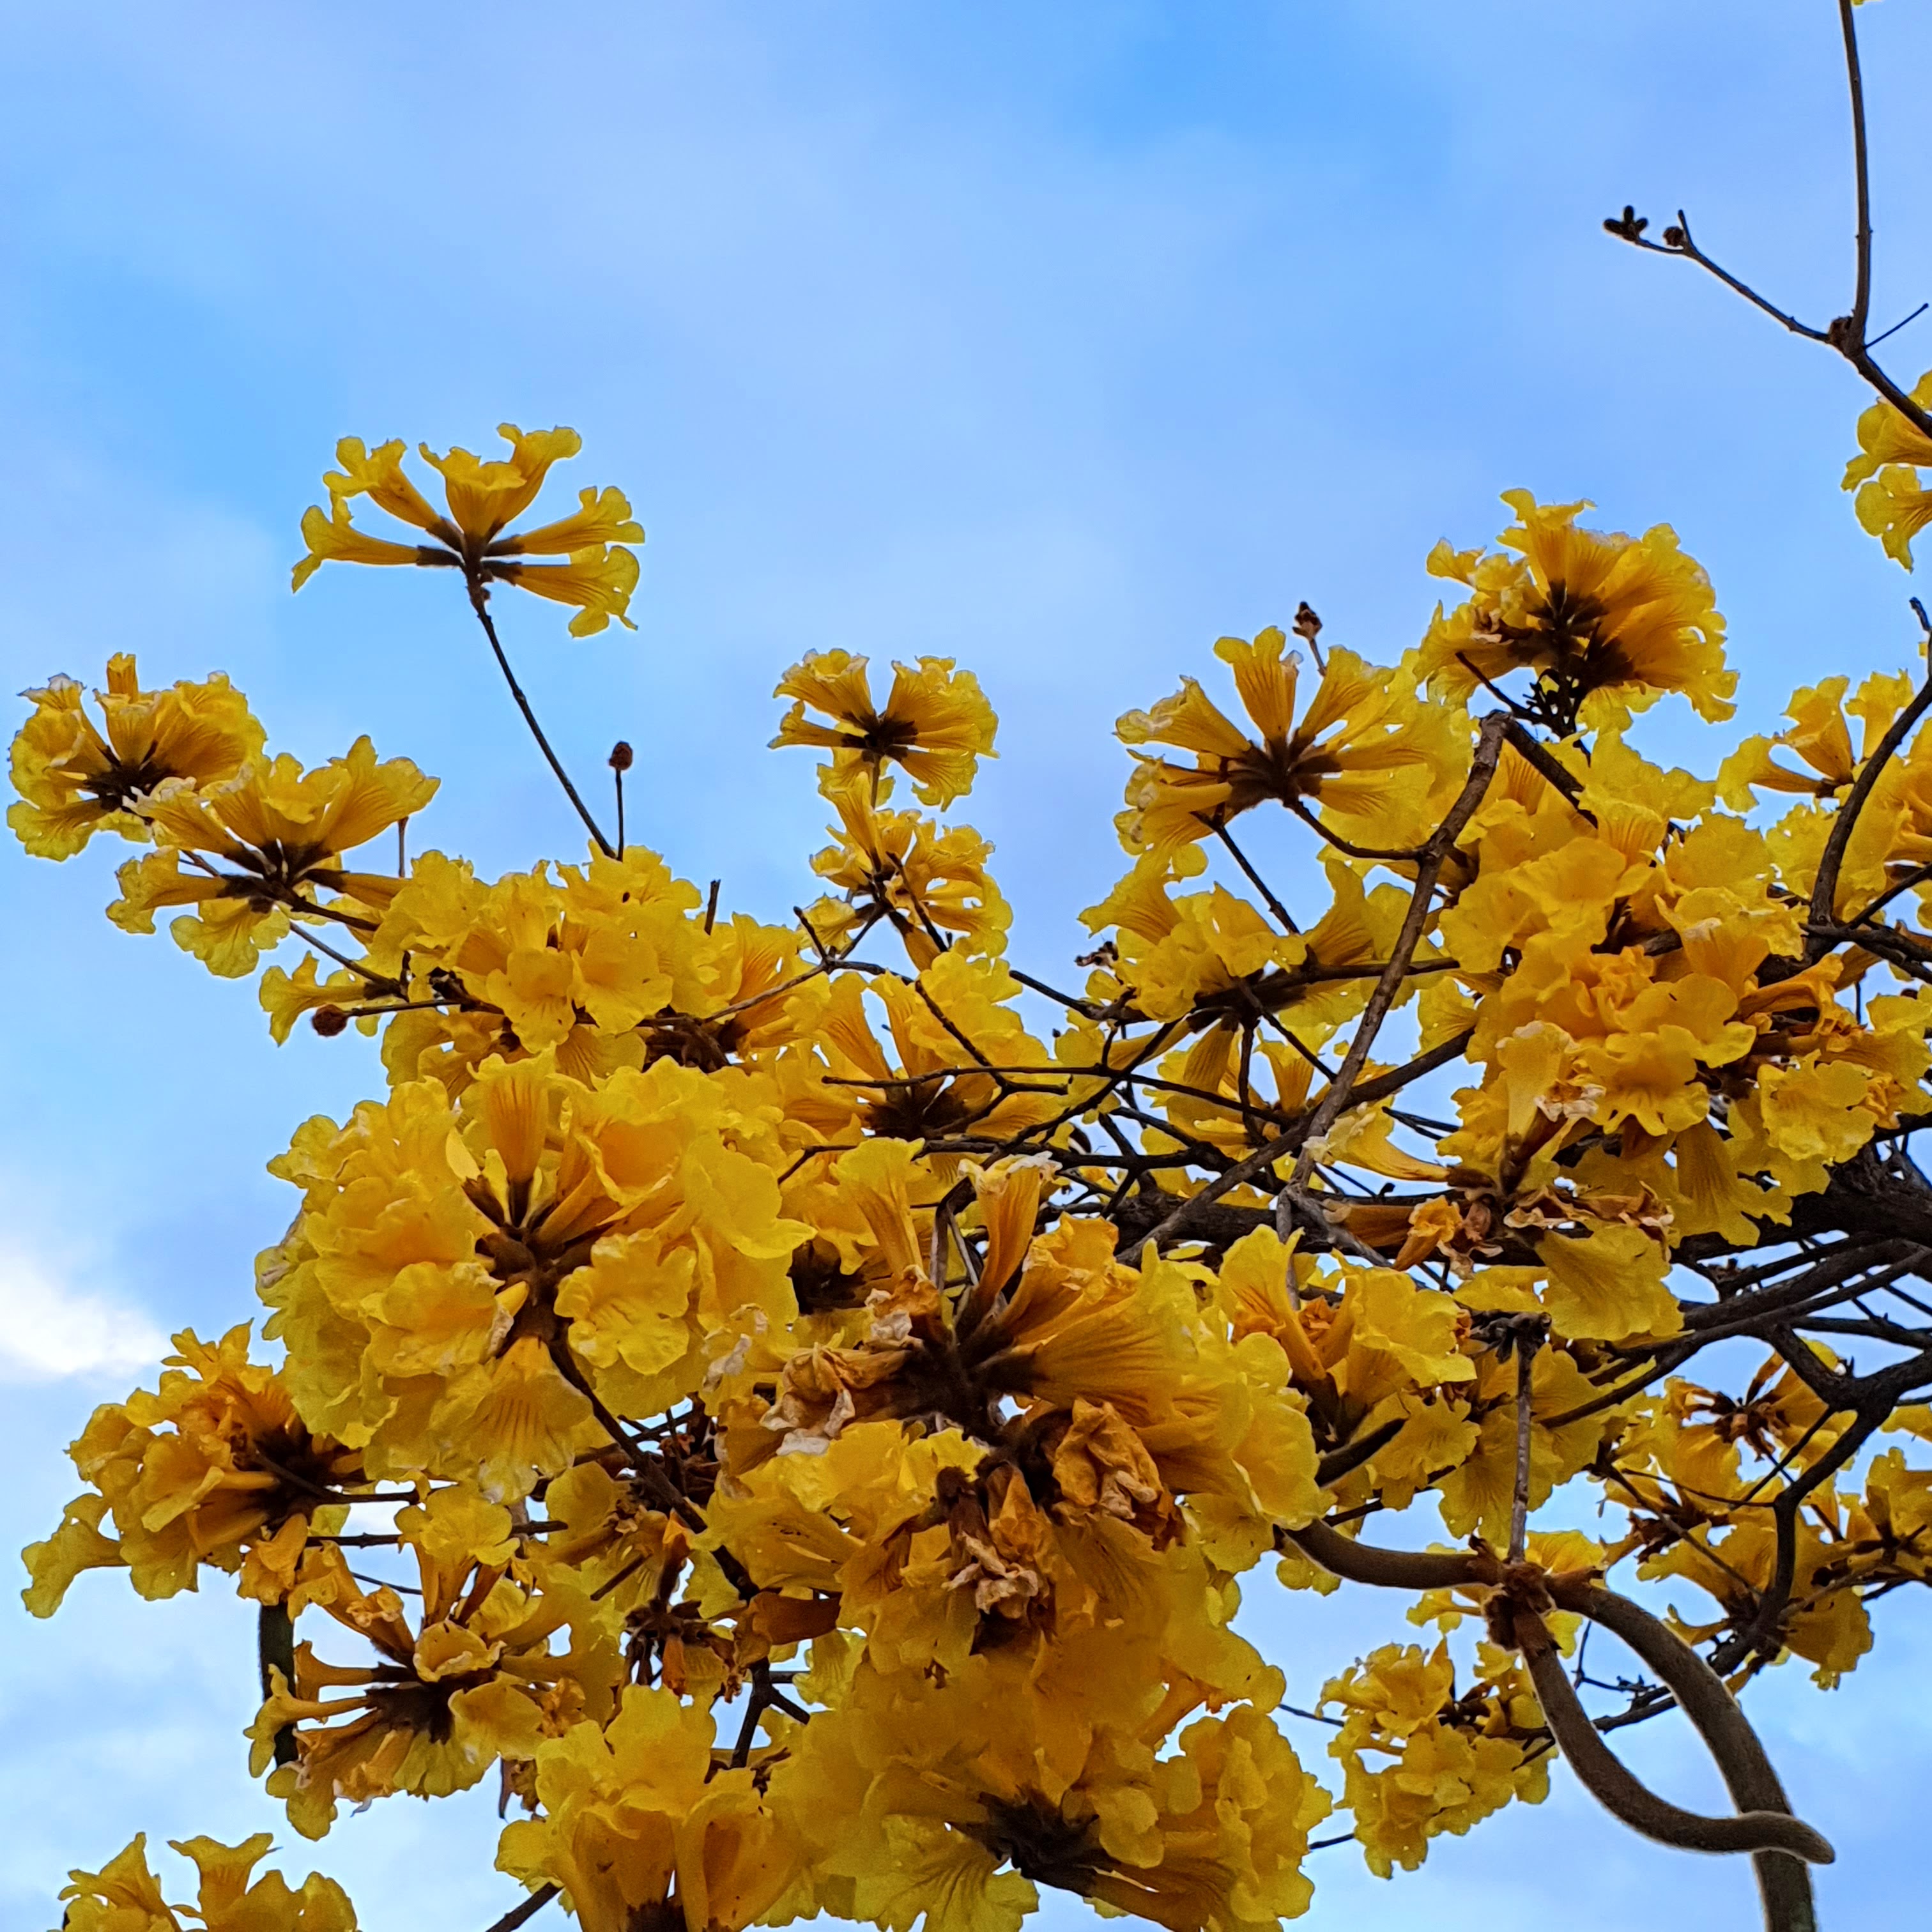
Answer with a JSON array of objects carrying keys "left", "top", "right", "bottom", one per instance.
[{"left": 4, "top": 1, "right": 1932, "bottom": 1926}]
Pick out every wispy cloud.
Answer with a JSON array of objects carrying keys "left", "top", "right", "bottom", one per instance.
[{"left": 0, "top": 1232, "right": 166, "bottom": 1384}]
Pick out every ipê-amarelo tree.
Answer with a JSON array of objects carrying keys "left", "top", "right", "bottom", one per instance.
[{"left": 18, "top": 6, "right": 1932, "bottom": 1932}]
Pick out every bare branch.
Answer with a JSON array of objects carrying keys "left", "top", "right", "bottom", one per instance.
[
  {"left": 1287, "top": 714, "right": 1509, "bottom": 1188},
  {"left": 479, "top": 1886, "right": 559, "bottom": 1932},
  {"left": 465, "top": 577, "right": 614, "bottom": 857},
  {"left": 1838, "top": 0, "right": 1874, "bottom": 342},
  {"left": 1808, "top": 654, "right": 1932, "bottom": 951}
]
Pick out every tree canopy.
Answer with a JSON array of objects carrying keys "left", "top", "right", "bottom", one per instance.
[{"left": 19, "top": 8, "right": 1932, "bottom": 1932}]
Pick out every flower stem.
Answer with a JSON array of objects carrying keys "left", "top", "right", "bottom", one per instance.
[{"left": 465, "top": 577, "right": 615, "bottom": 857}]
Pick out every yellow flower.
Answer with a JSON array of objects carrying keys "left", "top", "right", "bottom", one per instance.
[
  {"left": 292, "top": 427, "right": 643, "bottom": 634},
  {"left": 807, "top": 762, "right": 1011, "bottom": 967},
  {"left": 58, "top": 1833, "right": 356, "bottom": 1932},
  {"left": 360, "top": 845, "right": 823, "bottom": 1087},
  {"left": 23, "top": 1325, "right": 362, "bottom": 1615},
  {"left": 1842, "top": 370, "right": 1932, "bottom": 488},
  {"left": 259, "top": 954, "right": 366, "bottom": 1045},
  {"left": 260, "top": 1054, "right": 806, "bottom": 1494},
  {"left": 497, "top": 542, "right": 643, "bottom": 638},
  {"left": 1421, "top": 490, "right": 1735, "bottom": 728},
  {"left": 57, "top": 1834, "right": 176, "bottom": 1932},
  {"left": 776, "top": 1645, "right": 1323, "bottom": 1932},
  {"left": 739, "top": 1151, "right": 1320, "bottom": 1597},
  {"left": 290, "top": 498, "right": 435, "bottom": 578},
  {"left": 104, "top": 738, "right": 434, "bottom": 977},
  {"left": 1087, "top": 854, "right": 1402, "bottom": 1036},
  {"left": 1216, "top": 1241, "right": 1476, "bottom": 1515},
  {"left": 1855, "top": 465, "right": 1932, "bottom": 569},
  {"left": 1116, "top": 632, "right": 1459, "bottom": 854},
  {"left": 1715, "top": 670, "right": 1915, "bottom": 808},
  {"left": 772, "top": 650, "right": 997, "bottom": 807},
  {"left": 1084, "top": 861, "right": 1303, "bottom": 1024},
  {"left": 532, "top": 1459, "right": 678, "bottom": 1614},
  {"left": 496, "top": 1687, "right": 800, "bottom": 1932},
  {"left": 43, "top": 373, "right": 1932, "bottom": 1932},
  {"left": 1321, "top": 1641, "right": 1545, "bottom": 1877},
  {"left": 359, "top": 847, "right": 702, "bottom": 1078},
  {"left": 1533, "top": 1222, "right": 1681, "bottom": 1344},
  {"left": 417, "top": 427, "right": 588, "bottom": 544},
  {"left": 249, "top": 1541, "right": 615, "bottom": 1837},
  {"left": 1640, "top": 1508, "right": 1874, "bottom": 1688},
  {"left": 1430, "top": 1338, "right": 1611, "bottom": 1543},
  {"left": 809, "top": 954, "right": 1062, "bottom": 1155},
  {"left": 1843, "top": 369, "right": 1932, "bottom": 567},
  {"left": 8, "top": 654, "right": 263, "bottom": 859}
]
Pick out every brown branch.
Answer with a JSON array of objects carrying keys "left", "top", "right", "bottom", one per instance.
[
  {"left": 1708, "top": 1355, "right": 1932, "bottom": 1676},
  {"left": 1559, "top": 1584, "right": 1824, "bottom": 1931},
  {"left": 1283, "top": 793, "right": 1425, "bottom": 862},
  {"left": 289, "top": 928, "right": 399, "bottom": 990},
  {"left": 1508, "top": 1326, "right": 1545, "bottom": 1563},
  {"left": 465, "top": 576, "right": 614, "bottom": 857},
  {"left": 1850, "top": 859, "right": 1932, "bottom": 927},
  {"left": 1213, "top": 821, "right": 1299, "bottom": 933},
  {"left": 1280, "top": 1517, "right": 1482, "bottom": 1591},
  {"left": 1673, "top": 1241, "right": 1922, "bottom": 1340},
  {"left": 1007, "top": 966, "right": 1101, "bottom": 1016},
  {"left": 257, "top": 1603, "right": 298, "bottom": 1768},
  {"left": 1540, "top": 1346, "right": 1697, "bottom": 1430},
  {"left": 1612, "top": 210, "right": 1832, "bottom": 344},
  {"left": 1313, "top": 1418, "right": 1407, "bottom": 1489},
  {"left": 1517, "top": 1615, "right": 1834, "bottom": 1866},
  {"left": 480, "top": 1886, "right": 559, "bottom": 1932},
  {"left": 1610, "top": 4, "right": 1932, "bottom": 458},
  {"left": 1287, "top": 714, "right": 1508, "bottom": 1188},
  {"left": 1501, "top": 719, "right": 1596, "bottom": 822},
  {"left": 1454, "top": 651, "right": 1538, "bottom": 722},
  {"left": 1807, "top": 657, "right": 1932, "bottom": 951},
  {"left": 1838, "top": 0, "right": 1873, "bottom": 343},
  {"left": 1126, "top": 1027, "right": 1475, "bottom": 1258}
]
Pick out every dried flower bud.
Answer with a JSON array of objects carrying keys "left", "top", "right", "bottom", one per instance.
[
  {"left": 310, "top": 1004, "right": 349, "bottom": 1038},
  {"left": 609, "top": 741, "right": 634, "bottom": 772}
]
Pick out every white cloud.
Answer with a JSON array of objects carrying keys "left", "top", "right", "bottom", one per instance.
[{"left": 0, "top": 1236, "right": 167, "bottom": 1384}]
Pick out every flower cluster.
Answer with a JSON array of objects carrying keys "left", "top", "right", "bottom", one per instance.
[{"left": 20, "top": 409, "right": 1932, "bottom": 1932}]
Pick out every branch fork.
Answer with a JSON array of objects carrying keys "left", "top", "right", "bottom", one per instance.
[{"left": 1284, "top": 1520, "right": 1834, "bottom": 1930}]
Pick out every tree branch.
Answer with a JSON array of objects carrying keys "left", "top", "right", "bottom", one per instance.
[
  {"left": 466, "top": 576, "right": 614, "bottom": 857},
  {"left": 1808, "top": 652, "right": 1932, "bottom": 951}
]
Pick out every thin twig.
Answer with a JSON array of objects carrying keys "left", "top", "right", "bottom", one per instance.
[
  {"left": 1509, "top": 1327, "right": 1545, "bottom": 1563},
  {"left": 610, "top": 741, "right": 632, "bottom": 853},
  {"left": 1808, "top": 655, "right": 1932, "bottom": 950},
  {"left": 1287, "top": 715, "right": 1507, "bottom": 1190},
  {"left": 1007, "top": 965, "right": 1101, "bottom": 1016},
  {"left": 1839, "top": 0, "right": 1873, "bottom": 342},
  {"left": 1609, "top": 1, "right": 1932, "bottom": 459},
  {"left": 1501, "top": 719, "right": 1595, "bottom": 820},
  {"left": 466, "top": 578, "right": 614, "bottom": 857},
  {"left": 479, "top": 1886, "right": 559, "bottom": 1932},
  {"left": 1127, "top": 1027, "right": 1475, "bottom": 1259},
  {"left": 1213, "top": 821, "right": 1299, "bottom": 933},
  {"left": 1283, "top": 793, "right": 1424, "bottom": 863},
  {"left": 1868, "top": 300, "right": 1928, "bottom": 351},
  {"left": 1623, "top": 210, "right": 1831, "bottom": 344},
  {"left": 1455, "top": 651, "right": 1538, "bottom": 721}
]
